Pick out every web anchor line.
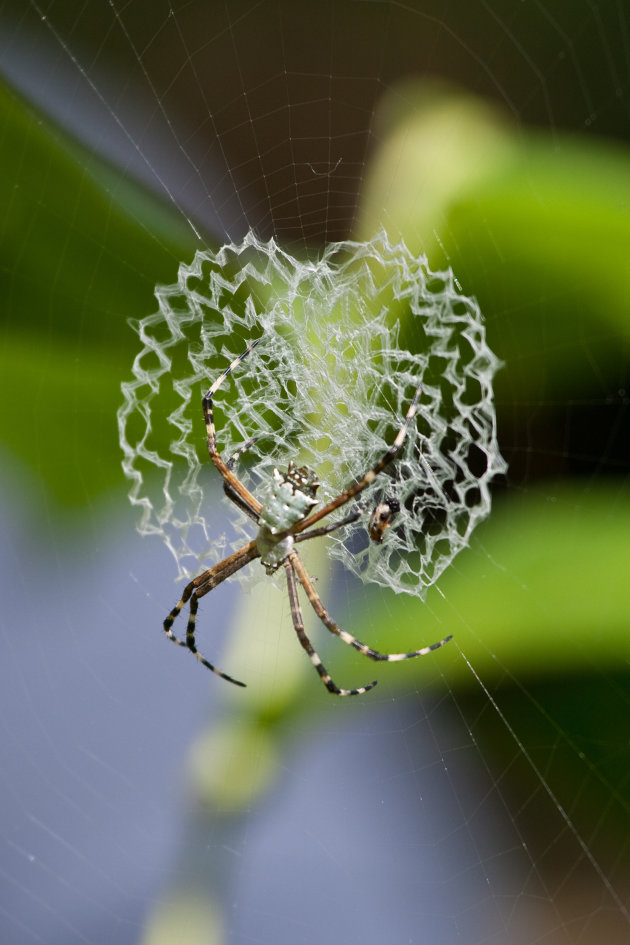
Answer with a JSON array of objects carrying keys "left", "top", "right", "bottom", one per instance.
[{"left": 464, "top": 652, "right": 630, "bottom": 924}]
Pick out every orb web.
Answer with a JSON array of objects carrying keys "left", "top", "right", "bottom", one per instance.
[{"left": 118, "top": 232, "right": 506, "bottom": 596}]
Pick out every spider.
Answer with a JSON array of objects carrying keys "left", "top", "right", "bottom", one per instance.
[{"left": 163, "top": 338, "right": 452, "bottom": 695}]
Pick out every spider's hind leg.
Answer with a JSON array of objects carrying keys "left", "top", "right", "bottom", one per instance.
[
  {"left": 284, "top": 560, "right": 377, "bottom": 697},
  {"left": 184, "top": 593, "right": 246, "bottom": 686},
  {"left": 291, "top": 552, "right": 452, "bottom": 664},
  {"left": 162, "top": 541, "right": 262, "bottom": 688},
  {"left": 163, "top": 582, "right": 246, "bottom": 687}
]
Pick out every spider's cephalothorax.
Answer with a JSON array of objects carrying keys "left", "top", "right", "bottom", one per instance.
[
  {"left": 257, "top": 462, "right": 320, "bottom": 574},
  {"left": 163, "top": 338, "right": 452, "bottom": 696}
]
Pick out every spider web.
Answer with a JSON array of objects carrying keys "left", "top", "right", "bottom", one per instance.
[
  {"left": 118, "top": 232, "right": 505, "bottom": 593},
  {"left": 1, "top": 3, "right": 630, "bottom": 945}
]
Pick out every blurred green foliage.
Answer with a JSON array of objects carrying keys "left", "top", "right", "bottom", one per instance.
[
  {"left": 349, "top": 483, "right": 630, "bottom": 682},
  {"left": 359, "top": 84, "right": 630, "bottom": 397},
  {"left": 0, "top": 77, "right": 198, "bottom": 504}
]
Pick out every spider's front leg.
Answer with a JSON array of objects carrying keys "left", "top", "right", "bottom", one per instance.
[
  {"left": 202, "top": 339, "right": 263, "bottom": 520},
  {"left": 289, "top": 383, "right": 423, "bottom": 538},
  {"left": 222, "top": 436, "right": 261, "bottom": 524},
  {"left": 163, "top": 540, "right": 260, "bottom": 687},
  {"left": 293, "top": 503, "right": 367, "bottom": 545}
]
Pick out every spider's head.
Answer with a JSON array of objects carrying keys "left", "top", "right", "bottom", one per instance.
[{"left": 284, "top": 461, "right": 320, "bottom": 503}]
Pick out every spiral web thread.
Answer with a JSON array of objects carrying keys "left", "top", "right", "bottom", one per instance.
[{"left": 118, "top": 232, "right": 506, "bottom": 597}]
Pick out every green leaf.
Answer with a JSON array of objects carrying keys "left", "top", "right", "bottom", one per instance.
[
  {"left": 347, "top": 483, "right": 630, "bottom": 684},
  {"left": 0, "top": 76, "right": 199, "bottom": 503},
  {"left": 358, "top": 85, "right": 630, "bottom": 398}
]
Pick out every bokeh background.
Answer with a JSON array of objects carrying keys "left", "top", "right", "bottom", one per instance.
[{"left": 1, "top": 2, "right": 629, "bottom": 943}]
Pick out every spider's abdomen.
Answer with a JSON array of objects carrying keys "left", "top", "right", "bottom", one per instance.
[{"left": 256, "top": 463, "right": 319, "bottom": 573}]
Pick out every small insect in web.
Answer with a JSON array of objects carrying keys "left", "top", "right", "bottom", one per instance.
[
  {"left": 368, "top": 497, "right": 401, "bottom": 543},
  {"left": 163, "top": 338, "right": 452, "bottom": 695}
]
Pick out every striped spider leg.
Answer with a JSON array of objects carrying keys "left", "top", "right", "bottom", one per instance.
[
  {"left": 163, "top": 340, "right": 264, "bottom": 685},
  {"left": 163, "top": 339, "right": 452, "bottom": 695},
  {"left": 162, "top": 540, "right": 260, "bottom": 686},
  {"left": 288, "top": 552, "right": 451, "bottom": 682}
]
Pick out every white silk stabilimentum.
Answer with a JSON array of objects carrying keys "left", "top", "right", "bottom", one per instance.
[{"left": 118, "top": 232, "right": 506, "bottom": 597}]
